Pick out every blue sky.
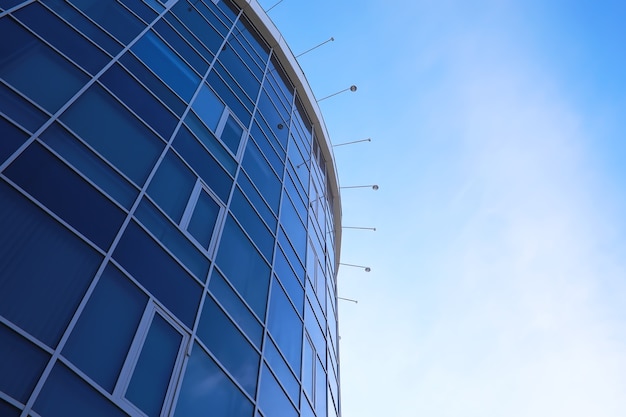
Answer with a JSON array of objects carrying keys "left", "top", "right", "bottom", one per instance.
[{"left": 259, "top": 0, "right": 626, "bottom": 415}]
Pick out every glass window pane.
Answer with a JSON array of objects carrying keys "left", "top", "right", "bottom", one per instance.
[
  {"left": 0, "top": 18, "right": 88, "bottom": 113},
  {"left": 265, "top": 336, "right": 300, "bottom": 405},
  {"left": 114, "top": 221, "right": 202, "bottom": 327},
  {"left": 0, "top": 398, "right": 20, "bottom": 417},
  {"left": 126, "top": 314, "right": 183, "bottom": 417},
  {"left": 221, "top": 114, "right": 244, "bottom": 155},
  {"left": 173, "top": 343, "right": 253, "bottom": 417},
  {"left": 208, "top": 269, "right": 263, "bottom": 347},
  {"left": 0, "top": 323, "right": 49, "bottom": 403},
  {"left": 216, "top": 215, "right": 270, "bottom": 320},
  {"left": 5, "top": 142, "right": 126, "bottom": 250},
  {"left": 60, "top": 84, "right": 164, "bottom": 186},
  {"left": 258, "top": 364, "right": 297, "bottom": 417},
  {"left": 0, "top": 82, "right": 48, "bottom": 133},
  {"left": 197, "top": 296, "right": 259, "bottom": 396},
  {"left": 268, "top": 278, "right": 302, "bottom": 374},
  {"left": 274, "top": 247, "right": 304, "bottom": 314},
  {"left": 184, "top": 111, "right": 237, "bottom": 175},
  {"left": 237, "top": 170, "right": 277, "bottom": 231},
  {"left": 0, "top": 116, "right": 29, "bottom": 166},
  {"left": 242, "top": 139, "right": 281, "bottom": 211},
  {"left": 302, "top": 337, "right": 314, "bottom": 399},
  {"left": 153, "top": 19, "right": 208, "bottom": 76},
  {"left": 192, "top": 83, "right": 224, "bottom": 132},
  {"left": 34, "top": 363, "right": 127, "bottom": 417},
  {"left": 230, "top": 187, "right": 274, "bottom": 262},
  {"left": 187, "top": 189, "right": 220, "bottom": 249},
  {"left": 170, "top": 1, "right": 224, "bottom": 56},
  {"left": 147, "top": 150, "right": 196, "bottom": 223},
  {"left": 67, "top": 0, "right": 145, "bottom": 45},
  {"left": 0, "top": 181, "right": 102, "bottom": 347},
  {"left": 315, "top": 358, "right": 327, "bottom": 417},
  {"left": 63, "top": 265, "right": 148, "bottom": 392}
]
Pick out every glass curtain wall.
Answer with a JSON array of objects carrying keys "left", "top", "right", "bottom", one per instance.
[{"left": 0, "top": 0, "right": 340, "bottom": 416}]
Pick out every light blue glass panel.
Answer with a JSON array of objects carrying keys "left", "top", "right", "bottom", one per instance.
[
  {"left": 216, "top": 215, "right": 270, "bottom": 320},
  {"left": 34, "top": 363, "right": 127, "bottom": 417},
  {"left": 63, "top": 265, "right": 148, "bottom": 392},
  {"left": 132, "top": 30, "right": 199, "bottom": 101},
  {"left": 315, "top": 358, "right": 327, "bottom": 417},
  {"left": 0, "top": 323, "right": 49, "bottom": 403},
  {"left": 60, "top": 84, "right": 164, "bottom": 186},
  {"left": 230, "top": 187, "right": 274, "bottom": 262},
  {"left": 208, "top": 269, "right": 263, "bottom": 347},
  {"left": 188, "top": 190, "right": 220, "bottom": 249},
  {"left": 0, "top": 181, "right": 102, "bottom": 347},
  {"left": 265, "top": 336, "right": 300, "bottom": 405},
  {"left": 237, "top": 171, "right": 277, "bottom": 231},
  {"left": 126, "top": 314, "right": 182, "bottom": 417},
  {"left": 221, "top": 114, "right": 243, "bottom": 155},
  {"left": 258, "top": 364, "right": 297, "bottom": 417},
  {"left": 197, "top": 296, "right": 259, "bottom": 396},
  {"left": 268, "top": 278, "right": 302, "bottom": 374},
  {"left": 192, "top": 84, "right": 224, "bottom": 132},
  {"left": 302, "top": 336, "right": 314, "bottom": 399},
  {"left": 274, "top": 247, "right": 304, "bottom": 313},
  {"left": 147, "top": 151, "right": 196, "bottom": 223},
  {"left": 174, "top": 343, "right": 253, "bottom": 417}
]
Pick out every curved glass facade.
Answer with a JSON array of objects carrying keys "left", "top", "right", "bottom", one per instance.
[{"left": 0, "top": 1, "right": 341, "bottom": 416}]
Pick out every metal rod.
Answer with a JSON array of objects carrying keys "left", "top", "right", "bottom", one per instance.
[
  {"left": 296, "top": 37, "right": 335, "bottom": 58},
  {"left": 333, "top": 138, "right": 371, "bottom": 147},
  {"left": 338, "top": 297, "right": 358, "bottom": 304}
]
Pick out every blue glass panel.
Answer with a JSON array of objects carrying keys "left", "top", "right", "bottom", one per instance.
[
  {"left": 153, "top": 18, "right": 208, "bottom": 75},
  {"left": 0, "top": 83, "right": 47, "bottom": 133},
  {"left": 237, "top": 171, "right": 277, "bottom": 230},
  {"left": 218, "top": 43, "right": 261, "bottom": 102},
  {"left": 126, "top": 314, "right": 182, "bottom": 417},
  {"left": 300, "top": 396, "right": 315, "bottom": 417},
  {"left": 0, "top": 399, "right": 19, "bottom": 417},
  {"left": 0, "top": 181, "right": 102, "bottom": 347},
  {"left": 208, "top": 269, "right": 263, "bottom": 347},
  {"left": 164, "top": 11, "right": 215, "bottom": 63},
  {"left": 304, "top": 299, "right": 325, "bottom": 367},
  {"left": 193, "top": 0, "right": 230, "bottom": 36},
  {"left": 274, "top": 247, "right": 304, "bottom": 313},
  {"left": 221, "top": 114, "right": 244, "bottom": 154},
  {"left": 173, "top": 125, "right": 232, "bottom": 202},
  {"left": 280, "top": 193, "right": 307, "bottom": 260},
  {"left": 5, "top": 142, "right": 126, "bottom": 250},
  {"left": 302, "top": 337, "right": 314, "bottom": 399},
  {"left": 147, "top": 150, "right": 195, "bottom": 223},
  {"left": 197, "top": 296, "right": 259, "bottom": 396},
  {"left": 100, "top": 63, "right": 178, "bottom": 140},
  {"left": 268, "top": 278, "right": 302, "bottom": 374},
  {"left": 34, "top": 363, "right": 127, "bottom": 417},
  {"left": 41, "top": 123, "right": 138, "bottom": 209},
  {"left": 0, "top": 116, "right": 28, "bottom": 165},
  {"left": 171, "top": 1, "right": 224, "bottom": 55},
  {"left": 136, "top": 198, "right": 210, "bottom": 281},
  {"left": 250, "top": 122, "right": 284, "bottom": 175},
  {"left": 315, "top": 358, "right": 327, "bottom": 417},
  {"left": 132, "top": 30, "right": 199, "bottom": 101},
  {"left": 188, "top": 190, "right": 220, "bottom": 249},
  {"left": 216, "top": 215, "right": 270, "bottom": 320},
  {"left": 192, "top": 83, "right": 224, "bottom": 132},
  {"left": 67, "top": 0, "right": 145, "bottom": 44},
  {"left": 60, "top": 84, "right": 164, "bottom": 186},
  {"left": 278, "top": 228, "right": 304, "bottom": 281},
  {"left": 42, "top": 0, "right": 122, "bottom": 55},
  {"left": 207, "top": 68, "right": 251, "bottom": 126},
  {"left": 0, "top": 323, "right": 49, "bottom": 403},
  {"left": 184, "top": 111, "right": 237, "bottom": 175},
  {"left": 258, "top": 364, "right": 297, "bottom": 417},
  {"left": 229, "top": 20, "right": 267, "bottom": 79},
  {"left": 0, "top": 18, "right": 88, "bottom": 113},
  {"left": 119, "top": 52, "right": 186, "bottom": 116},
  {"left": 114, "top": 221, "right": 201, "bottom": 327},
  {"left": 63, "top": 265, "right": 148, "bottom": 392},
  {"left": 257, "top": 90, "right": 288, "bottom": 149},
  {"left": 242, "top": 139, "right": 281, "bottom": 211},
  {"left": 13, "top": 2, "right": 109, "bottom": 75},
  {"left": 121, "top": 0, "right": 157, "bottom": 22},
  {"left": 230, "top": 187, "right": 274, "bottom": 262},
  {"left": 265, "top": 336, "right": 300, "bottom": 405},
  {"left": 173, "top": 343, "right": 253, "bottom": 417},
  {"left": 255, "top": 112, "right": 286, "bottom": 159}
]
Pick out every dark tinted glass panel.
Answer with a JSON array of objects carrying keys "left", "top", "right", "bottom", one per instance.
[
  {"left": 265, "top": 336, "right": 300, "bottom": 405},
  {"left": 13, "top": 2, "right": 109, "bottom": 75},
  {"left": 41, "top": 123, "right": 138, "bottom": 209},
  {"left": 5, "top": 142, "right": 126, "bottom": 249},
  {"left": 280, "top": 193, "right": 307, "bottom": 260},
  {"left": 126, "top": 314, "right": 183, "bottom": 417},
  {"left": 67, "top": 0, "right": 145, "bottom": 44},
  {"left": 147, "top": 150, "right": 196, "bottom": 223},
  {"left": 274, "top": 248, "right": 304, "bottom": 313},
  {"left": 0, "top": 181, "right": 102, "bottom": 347},
  {"left": 122, "top": 0, "right": 157, "bottom": 22},
  {"left": 173, "top": 343, "right": 253, "bottom": 417},
  {"left": 153, "top": 18, "right": 208, "bottom": 75},
  {"left": 0, "top": 116, "right": 28, "bottom": 165},
  {"left": 100, "top": 63, "right": 178, "bottom": 139},
  {"left": 250, "top": 122, "right": 284, "bottom": 175},
  {"left": 0, "top": 323, "right": 49, "bottom": 403},
  {"left": 136, "top": 199, "right": 210, "bottom": 281},
  {"left": 0, "top": 83, "right": 47, "bottom": 133},
  {"left": 197, "top": 296, "right": 259, "bottom": 396},
  {"left": 242, "top": 139, "right": 281, "bottom": 211},
  {"left": 268, "top": 278, "right": 302, "bottom": 374},
  {"left": 208, "top": 269, "right": 263, "bottom": 347},
  {"left": 0, "top": 399, "right": 19, "bottom": 417},
  {"left": 218, "top": 44, "right": 261, "bottom": 102},
  {"left": 230, "top": 187, "right": 273, "bottom": 261},
  {"left": 0, "top": 18, "right": 87, "bottom": 113},
  {"left": 171, "top": 0, "right": 224, "bottom": 55},
  {"left": 192, "top": 83, "right": 224, "bottom": 132},
  {"left": 237, "top": 170, "right": 277, "bottom": 231},
  {"left": 173, "top": 125, "right": 232, "bottom": 202},
  {"left": 221, "top": 114, "right": 244, "bottom": 154},
  {"left": 258, "top": 364, "right": 298, "bottom": 417},
  {"left": 187, "top": 189, "right": 220, "bottom": 249},
  {"left": 63, "top": 265, "right": 147, "bottom": 392},
  {"left": 207, "top": 68, "right": 251, "bottom": 126},
  {"left": 34, "top": 363, "right": 127, "bottom": 417},
  {"left": 114, "top": 221, "right": 201, "bottom": 327},
  {"left": 257, "top": 90, "right": 288, "bottom": 149},
  {"left": 194, "top": 0, "right": 229, "bottom": 35},
  {"left": 184, "top": 112, "right": 237, "bottom": 175},
  {"left": 216, "top": 215, "right": 270, "bottom": 319},
  {"left": 132, "top": 30, "right": 199, "bottom": 101},
  {"left": 212, "top": 60, "right": 254, "bottom": 113},
  {"left": 278, "top": 228, "right": 304, "bottom": 280},
  {"left": 61, "top": 84, "right": 164, "bottom": 186},
  {"left": 165, "top": 11, "right": 215, "bottom": 63}
]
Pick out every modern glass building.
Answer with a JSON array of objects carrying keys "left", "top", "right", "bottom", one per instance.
[{"left": 0, "top": 1, "right": 342, "bottom": 416}]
